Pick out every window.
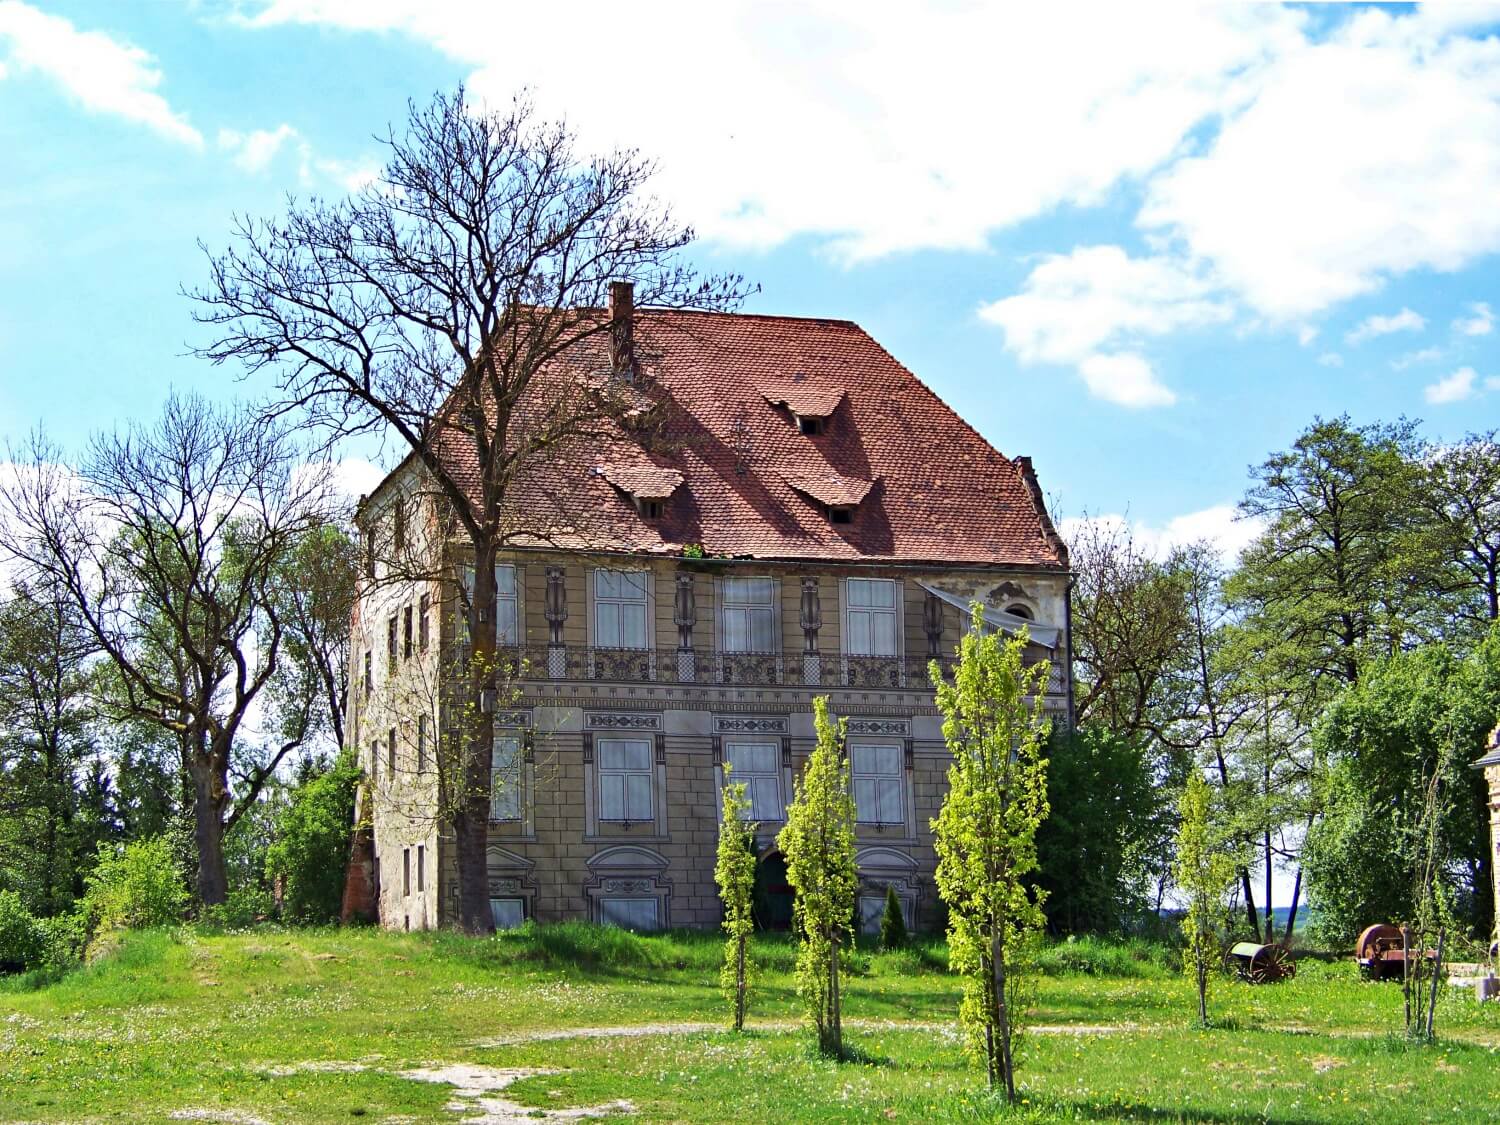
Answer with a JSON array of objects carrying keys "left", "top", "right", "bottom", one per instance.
[
  {"left": 402, "top": 848, "right": 410, "bottom": 896},
  {"left": 387, "top": 728, "right": 397, "bottom": 776},
  {"left": 418, "top": 593, "right": 430, "bottom": 650},
  {"left": 495, "top": 564, "right": 518, "bottom": 643},
  {"left": 846, "top": 579, "right": 899, "bottom": 656},
  {"left": 403, "top": 605, "right": 414, "bottom": 658},
  {"left": 637, "top": 498, "right": 663, "bottom": 520},
  {"left": 416, "top": 714, "right": 428, "bottom": 773},
  {"left": 387, "top": 616, "right": 398, "bottom": 663},
  {"left": 364, "top": 528, "right": 376, "bottom": 579},
  {"left": 597, "top": 738, "right": 654, "bottom": 822},
  {"left": 721, "top": 577, "right": 776, "bottom": 652},
  {"left": 370, "top": 741, "right": 379, "bottom": 782},
  {"left": 851, "top": 743, "right": 904, "bottom": 825},
  {"left": 490, "top": 736, "right": 522, "bottom": 821},
  {"left": 600, "top": 897, "right": 659, "bottom": 931},
  {"left": 594, "top": 569, "right": 648, "bottom": 649},
  {"left": 1005, "top": 603, "right": 1033, "bottom": 621},
  {"left": 416, "top": 844, "right": 425, "bottom": 892},
  {"left": 392, "top": 496, "right": 407, "bottom": 553},
  {"left": 829, "top": 505, "right": 853, "bottom": 524},
  {"left": 798, "top": 416, "right": 824, "bottom": 436},
  {"left": 490, "top": 897, "right": 525, "bottom": 929},
  {"left": 724, "top": 741, "right": 783, "bottom": 820},
  {"left": 362, "top": 651, "right": 372, "bottom": 696}
]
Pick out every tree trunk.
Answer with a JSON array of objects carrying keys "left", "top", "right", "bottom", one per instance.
[
  {"left": 1263, "top": 828, "right": 1275, "bottom": 944},
  {"left": 1282, "top": 866, "right": 1303, "bottom": 946},
  {"left": 735, "top": 933, "right": 747, "bottom": 1030},
  {"left": 188, "top": 760, "right": 229, "bottom": 906},
  {"left": 1197, "top": 962, "right": 1208, "bottom": 1027},
  {"left": 1239, "top": 869, "right": 1261, "bottom": 941},
  {"left": 827, "top": 927, "right": 842, "bottom": 1056},
  {"left": 992, "top": 929, "right": 1016, "bottom": 1102},
  {"left": 454, "top": 546, "right": 499, "bottom": 935}
]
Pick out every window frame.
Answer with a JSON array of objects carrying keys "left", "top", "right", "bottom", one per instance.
[
  {"left": 416, "top": 844, "right": 425, "bottom": 892},
  {"left": 723, "top": 740, "right": 784, "bottom": 822},
  {"left": 844, "top": 578, "right": 901, "bottom": 657},
  {"left": 849, "top": 741, "right": 905, "bottom": 826},
  {"left": 596, "top": 736, "right": 655, "bottom": 823},
  {"left": 490, "top": 734, "right": 524, "bottom": 822},
  {"left": 416, "top": 714, "right": 428, "bottom": 774},
  {"left": 719, "top": 576, "right": 778, "bottom": 653},
  {"left": 418, "top": 593, "right": 430, "bottom": 650},
  {"left": 592, "top": 568, "right": 650, "bottom": 651},
  {"left": 387, "top": 728, "right": 397, "bottom": 777}
]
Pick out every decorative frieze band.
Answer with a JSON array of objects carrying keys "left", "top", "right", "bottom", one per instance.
[
  {"left": 846, "top": 717, "right": 912, "bottom": 737},
  {"left": 585, "top": 711, "right": 662, "bottom": 731},
  {"left": 713, "top": 715, "right": 788, "bottom": 734},
  {"left": 494, "top": 710, "right": 533, "bottom": 728}
]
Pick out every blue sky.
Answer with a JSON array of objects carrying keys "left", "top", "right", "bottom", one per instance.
[{"left": 3, "top": 1, "right": 1499, "bottom": 556}]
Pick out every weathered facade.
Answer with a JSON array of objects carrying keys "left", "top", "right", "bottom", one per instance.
[
  {"left": 345, "top": 293, "right": 1072, "bottom": 933},
  {"left": 1477, "top": 726, "right": 1500, "bottom": 955}
]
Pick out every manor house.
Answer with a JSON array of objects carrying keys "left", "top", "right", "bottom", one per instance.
[{"left": 344, "top": 284, "right": 1073, "bottom": 934}]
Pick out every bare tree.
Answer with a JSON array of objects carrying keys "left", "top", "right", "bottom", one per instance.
[
  {"left": 1418, "top": 430, "right": 1500, "bottom": 628},
  {"left": 188, "top": 87, "right": 748, "bottom": 932},
  {"left": 0, "top": 395, "right": 333, "bottom": 905}
]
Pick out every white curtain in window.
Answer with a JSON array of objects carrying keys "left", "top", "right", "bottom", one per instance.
[
  {"left": 490, "top": 736, "right": 522, "bottom": 820},
  {"left": 598, "top": 738, "right": 654, "bottom": 821},
  {"left": 851, "top": 743, "right": 904, "bottom": 824},
  {"left": 846, "top": 578, "right": 898, "bottom": 656},
  {"left": 594, "top": 569, "right": 649, "bottom": 649},
  {"left": 725, "top": 741, "right": 783, "bottom": 820},
  {"left": 721, "top": 577, "right": 776, "bottom": 652}
]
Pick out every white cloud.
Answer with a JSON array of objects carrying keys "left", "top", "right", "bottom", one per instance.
[
  {"left": 1297, "top": 325, "right": 1318, "bottom": 347},
  {"left": 1317, "top": 352, "right": 1344, "bottom": 367},
  {"left": 1061, "top": 504, "right": 1264, "bottom": 566},
  {"left": 979, "top": 245, "right": 1226, "bottom": 407},
  {"left": 1453, "top": 301, "right": 1494, "bottom": 336},
  {"left": 1141, "top": 10, "right": 1500, "bottom": 318},
  {"left": 0, "top": 1, "right": 201, "bottom": 147},
  {"left": 236, "top": 1, "right": 1304, "bottom": 260},
  {"left": 1425, "top": 366, "right": 1478, "bottom": 404},
  {"left": 1346, "top": 307, "right": 1426, "bottom": 345},
  {"left": 1076, "top": 353, "right": 1177, "bottom": 409},
  {"left": 1391, "top": 346, "right": 1444, "bottom": 370},
  {"left": 218, "top": 123, "right": 298, "bottom": 173}
]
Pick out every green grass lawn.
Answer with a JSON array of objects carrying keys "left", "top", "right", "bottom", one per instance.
[{"left": 1, "top": 925, "right": 1497, "bottom": 1123}]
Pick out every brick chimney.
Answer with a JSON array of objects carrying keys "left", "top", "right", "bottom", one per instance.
[{"left": 609, "top": 280, "right": 635, "bottom": 376}]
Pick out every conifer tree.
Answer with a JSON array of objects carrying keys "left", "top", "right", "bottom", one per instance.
[
  {"left": 931, "top": 605, "right": 1051, "bottom": 1102},
  {"left": 777, "top": 696, "right": 858, "bottom": 1057},
  {"left": 715, "top": 767, "right": 757, "bottom": 1031}
]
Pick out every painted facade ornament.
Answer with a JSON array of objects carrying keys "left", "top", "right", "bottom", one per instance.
[
  {"left": 674, "top": 572, "right": 696, "bottom": 650},
  {"left": 923, "top": 590, "right": 944, "bottom": 657}
]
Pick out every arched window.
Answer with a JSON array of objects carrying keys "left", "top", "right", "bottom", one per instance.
[{"left": 1005, "top": 603, "right": 1033, "bottom": 620}]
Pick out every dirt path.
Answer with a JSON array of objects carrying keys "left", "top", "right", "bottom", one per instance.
[{"left": 474, "top": 1017, "right": 1137, "bottom": 1048}]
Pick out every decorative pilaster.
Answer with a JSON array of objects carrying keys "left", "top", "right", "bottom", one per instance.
[
  {"left": 923, "top": 590, "right": 944, "bottom": 658},
  {"left": 674, "top": 572, "right": 697, "bottom": 681},
  {"left": 800, "top": 577, "right": 822, "bottom": 685},
  {"left": 544, "top": 566, "right": 567, "bottom": 678}
]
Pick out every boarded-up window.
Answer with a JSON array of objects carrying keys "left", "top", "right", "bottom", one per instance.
[{"left": 600, "top": 897, "right": 659, "bottom": 931}]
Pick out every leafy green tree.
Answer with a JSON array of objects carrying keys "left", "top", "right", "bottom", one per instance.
[
  {"left": 265, "top": 752, "right": 362, "bottom": 924},
  {"left": 1415, "top": 430, "right": 1500, "bottom": 631},
  {"left": 777, "top": 696, "right": 858, "bottom": 1057},
  {"left": 1174, "top": 771, "right": 1237, "bottom": 1028},
  {"left": 1035, "top": 725, "right": 1167, "bottom": 934},
  {"left": 715, "top": 768, "right": 757, "bottom": 1030},
  {"left": 931, "top": 605, "right": 1051, "bottom": 1101},
  {"left": 1301, "top": 630, "right": 1497, "bottom": 945},
  {"left": 878, "top": 885, "right": 908, "bottom": 951},
  {"left": 0, "top": 585, "right": 99, "bottom": 915},
  {"left": 80, "top": 835, "right": 189, "bottom": 934}
]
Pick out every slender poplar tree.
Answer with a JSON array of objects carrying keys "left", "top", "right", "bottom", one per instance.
[
  {"left": 777, "top": 696, "right": 858, "bottom": 1057},
  {"left": 931, "top": 604, "right": 1051, "bottom": 1102},
  {"left": 1174, "top": 770, "right": 1237, "bottom": 1028},
  {"left": 715, "top": 767, "right": 757, "bottom": 1031}
]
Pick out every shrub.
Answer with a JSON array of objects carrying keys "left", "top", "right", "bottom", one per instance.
[
  {"left": 879, "top": 885, "right": 908, "bottom": 950},
  {"left": 36, "top": 912, "right": 86, "bottom": 970},
  {"left": 0, "top": 890, "right": 44, "bottom": 973},
  {"left": 265, "top": 753, "right": 360, "bottom": 923},
  {"left": 200, "top": 886, "right": 276, "bottom": 931},
  {"left": 81, "top": 835, "right": 188, "bottom": 933}
]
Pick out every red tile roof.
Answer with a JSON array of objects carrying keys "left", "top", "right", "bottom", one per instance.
[
  {"left": 761, "top": 381, "right": 846, "bottom": 418},
  {"left": 424, "top": 309, "right": 1068, "bottom": 569},
  {"left": 594, "top": 463, "right": 685, "bottom": 500}
]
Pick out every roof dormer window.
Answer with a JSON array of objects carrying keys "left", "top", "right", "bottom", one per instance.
[
  {"left": 637, "top": 498, "right": 663, "bottom": 520},
  {"left": 798, "top": 416, "right": 824, "bottom": 436},
  {"left": 828, "top": 505, "right": 853, "bottom": 524}
]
